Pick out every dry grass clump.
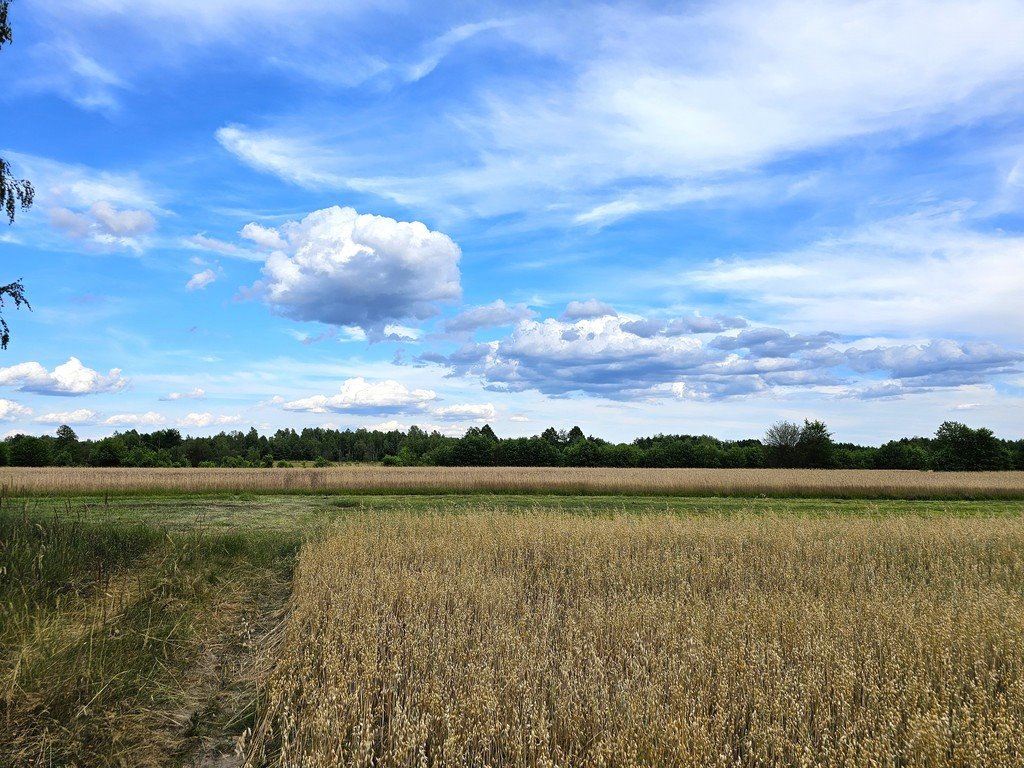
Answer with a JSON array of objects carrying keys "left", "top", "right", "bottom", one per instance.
[
  {"left": 2, "top": 466, "right": 1024, "bottom": 498},
  {"left": 249, "top": 513, "right": 1024, "bottom": 767}
]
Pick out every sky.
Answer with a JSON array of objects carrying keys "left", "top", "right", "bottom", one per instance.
[{"left": 1, "top": 0, "right": 1023, "bottom": 445}]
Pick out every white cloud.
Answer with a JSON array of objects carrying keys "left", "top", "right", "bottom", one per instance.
[
  {"left": 240, "top": 222, "right": 287, "bottom": 250},
  {"left": 431, "top": 403, "right": 498, "bottom": 422},
  {"left": 35, "top": 409, "right": 97, "bottom": 425},
  {"left": 0, "top": 399, "right": 32, "bottom": 421},
  {"left": 216, "top": 126, "right": 347, "bottom": 188},
  {"left": 562, "top": 299, "right": 617, "bottom": 320},
  {"left": 0, "top": 357, "right": 127, "bottom": 396},
  {"left": 383, "top": 324, "right": 422, "bottom": 341},
  {"left": 3, "top": 152, "right": 161, "bottom": 248},
  {"left": 846, "top": 340, "right": 1022, "bottom": 385},
  {"left": 684, "top": 208, "right": 1024, "bottom": 340},
  {"left": 367, "top": 419, "right": 408, "bottom": 432},
  {"left": 471, "top": 1, "right": 1024, "bottom": 193},
  {"left": 161, "top": 387, "right": 205, "bottom": 401},
  {"left": 49, "top": 201, "right": 156, "bottom": 252},
  {"left": 187, "top": 233, "right": 262, "bottom": 260},
  {"left": 253, "top": 206, "right": 461, "bottom": 332},
  {"left": 16, "top": 39, "right": 127, "bottom": 112},
  {"left": 282, "top": 376, "right": 436, "bottom": 415},
  {"left": 186, "top": 269, "right": 217, "bottom": 291},
  {"left": 104, "top": 411, "right": 168, "bottom": 427},
  {"left": 365, "top": 419, "right": 464, "bottom": 437},
  {"left": 444, "top": 300, "right": 536, "bottom": 333},
  {"left": 178, "top": 412, "right": 242, "bottom": 428},
  {"left": 422, "top": 311, "right": 1022, "bottom": 402},
  {"left": 405, "top": 19, "right": 512, "bottom": 80},
  {"left": 509, "top": 414, "right": 530, "bottom": 422},
  {"left": 214, "top": 1, "right": 1024, "bottom": 223}
]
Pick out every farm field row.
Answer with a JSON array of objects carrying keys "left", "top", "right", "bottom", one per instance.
[{"left": 3, "top": 465, "right": 1024, "bottom": 498}]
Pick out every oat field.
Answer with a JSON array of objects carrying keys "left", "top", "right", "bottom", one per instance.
[
  {"left": 2, "top": 466, "right": 1024, "bottom": 498},
  {"left": 247, "top": 512, "right": 1024, "bottom": 768}
]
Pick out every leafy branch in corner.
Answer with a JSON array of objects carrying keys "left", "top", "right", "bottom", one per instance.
[
  {"left": 0, "top": 280, "right": 30, "bottom": 349},
  {"left": 1, "top": 157, "right": 35, "bottom": 225},
  {"left": 1, "top": 1, "right": 34, "bottom": 349}
]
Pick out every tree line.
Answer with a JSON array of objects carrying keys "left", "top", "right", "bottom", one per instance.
[{"left": 2, "top": 420, "right": 1021, "bottom": 471}]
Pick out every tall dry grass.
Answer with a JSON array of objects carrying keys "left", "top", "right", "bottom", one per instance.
[
  {"left": 248, "top": 512, "right": 1024, "bottom": 767},
  {"left": 2, "top": 466, "right": 1024, "bottom": 498}
]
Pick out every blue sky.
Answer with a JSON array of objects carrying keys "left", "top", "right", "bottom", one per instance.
[{"left": 2, "top": 0, "right": 1023, "bottom": 444}]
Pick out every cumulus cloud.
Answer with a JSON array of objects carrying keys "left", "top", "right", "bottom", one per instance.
[
  {"left": 35, "top": 409, "right": 97, "bottom": 425},
  {"left": 711, "top": 328, "right": 839, "bottom": 357},
  {"left": 49, "top": 201, "right": 155, "bottom": 252},
  {"left": 283, "top": 377, "right": 437, "bottom": 415},
  {"left": 846, "top": 340, "right": 1023, "bottom": 384},
  {"left": 186, "top": 269, "right": 217, "bottom": 291},
  {"left": 0, "top": 357, "right": 127, "bottom": 396},
  {"left": 104, "top": 411, "right": 168, "bottom": 427},
  {"left": 562, "top": 299, "right": 617, "bottom": 320},
  {"left": 431, "top": 403, "right": 498, "bottom": 422},
  {"left": 240, "top": 222, "right": 287, "bottom": 250},
  {"left": 421, "top": 309, "right": 1023, "bottom": 402},
  {"left": 0, "top": 399, "right": 32, "bottom": 421},
  {"left": 444, "top": 300, "right": 536, "bottom": 333},
  {"left": 178, "top": 412, "right": 242, "bottom": 428},
  {"left": 621, "top": 314, "right": 748, "bottom": 337},
  {"left": 382, "top": 324, "right": 422, "bottom": 341},
  {"left": 161, "top": 388, "right": 205, "bottom": 401},
  {"left": 365, "top": 419, "right": 465, "bottom": 437},
  {"left": 249, "top": 206, "right": 461, "bottom": 333}
]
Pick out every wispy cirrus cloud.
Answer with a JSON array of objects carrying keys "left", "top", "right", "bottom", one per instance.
[
  {"left": 683, "top": 208, "right": 1024, "bottom": 340},
  {"left": 215, "top": 1, "right": 1024, "bottom": 223}
]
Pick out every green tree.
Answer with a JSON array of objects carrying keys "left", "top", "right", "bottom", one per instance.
[
  {"left": 931, "top": 421, "right": 1012, "bottom": 471},
  {"left": 1, "top": 2, "right": 33, "bottom": 349},
  {"left": 796, "top": 419, "right": 834, "bottom": 468},
  {"left": 875, "top": 439, "right": 930, "bottom": 470},
  {"left": 8, "top": 434, "right": 51, "bottom": 466},
  {"left": 451, "top": 427, "right": 497, "bottom": 465},
  {"left": 764, "top": 420, "right": 801, "bottom": 467}
]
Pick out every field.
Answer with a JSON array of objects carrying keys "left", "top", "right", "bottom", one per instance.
[
  {"left": 2, "top": 477, "right": 1024, "bottom": 766},
  {"left": 251, "top": 512, "right": 1024, "bottom": 767},
  {"left": 3, "top": 466, "right": 1024, "bottom": 498}
]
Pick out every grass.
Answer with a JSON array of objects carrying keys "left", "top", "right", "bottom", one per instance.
[
  {"left": 0, "top": 508, "right": 299, "bottom": 767},
  {"left": 248, "top": 511, "right": 1024, "bottom": 767},
  {"left": 2, "top": 466, "right": 1024, "bottom": 499}
]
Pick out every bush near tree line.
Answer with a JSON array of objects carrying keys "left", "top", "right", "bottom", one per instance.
[{"left": 1, "top": 420, "right": 1020, "bottom": 471}]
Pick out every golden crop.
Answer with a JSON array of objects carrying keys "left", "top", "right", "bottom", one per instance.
[
  {"left": 2, "top": 466, "right": 1023, "bottom": 498},
  {"left": 247, "top": 512, "right": 1024, "bottom": 767}
]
